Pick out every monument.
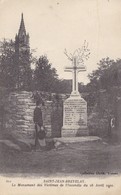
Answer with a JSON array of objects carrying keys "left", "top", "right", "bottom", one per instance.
[{"left": 61, "top": 41, "right": 90, "bottom": 137}]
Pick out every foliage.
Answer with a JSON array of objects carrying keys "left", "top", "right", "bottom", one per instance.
[
  {"left": 0, "top": 39, "right": 15, "bottom": 88},
  {"left": 33, "top": 55, "right": 59, "bottom": 92},
  {"left": 0, "top": 39, "right": 35, "bottom": 90},
  {"left": 88, "top": 57, "right": 121, "bottom": 91},
  {"left": 0, "top": 39, "right": 74, "bottom": 93},
  {"left": 15, "top": 49, "right": 33, "bottom": 90},
  {"left": 33, "top": 56, "right": 76, "bottom": 93},
  {"left": 55, "top": 79, "right": 72, "bottom": 94}
]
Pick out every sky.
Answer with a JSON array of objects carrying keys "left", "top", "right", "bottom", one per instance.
[{"left": 0, "top": 0, "right": 121, "bottom": 84}]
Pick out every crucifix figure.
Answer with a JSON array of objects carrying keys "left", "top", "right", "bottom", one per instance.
[{"left": 65, "top": 56, "right": 86, "bottom": 95}]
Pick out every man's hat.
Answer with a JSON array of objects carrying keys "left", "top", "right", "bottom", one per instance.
[{"left": 36, "top": 99, "right": 44, "bottom": 106}]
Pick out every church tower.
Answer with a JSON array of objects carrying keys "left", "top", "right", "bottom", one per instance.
[
  {"left": 15, "top": 13, "right": 30, "bottom": 53},
  {"left": 14, "top": 13, "right": 32, "bottom": 90}
]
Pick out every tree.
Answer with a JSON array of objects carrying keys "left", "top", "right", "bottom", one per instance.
[
  {"left": 15, "top": 48, "right": 33, "bottom": 90},
  {"left": 55, "top": 79, "right": 72, "bottom": 94},
  {"left": 0, "top": 39, "right": 34, "bottom": 90},
  {"left": 0, "top": 39, "right": 15, "bottom": 88},
  {"left": 88, "top": 57, "right": 121, "bottom": 91},
  {"left": 33, "top": 55, "right": 58, "bottom": 92}
]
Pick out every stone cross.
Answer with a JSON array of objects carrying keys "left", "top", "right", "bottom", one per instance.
[{"left": 65, "top": 56, "right": 86, "bottom": 95}]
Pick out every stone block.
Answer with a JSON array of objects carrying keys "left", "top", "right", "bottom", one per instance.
[{"left": 62, "top": 95, "right": 89, "bottom": 137}]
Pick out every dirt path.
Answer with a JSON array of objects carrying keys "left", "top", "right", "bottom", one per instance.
[{"left": 0, "top": 141, "right": 121, "bottom": 177}]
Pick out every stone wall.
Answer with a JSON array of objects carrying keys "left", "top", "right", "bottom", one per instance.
[
  {"left": 3, "top": 87, "right": 121, "bottom": 139},
  {"left": 5, "top": 91, "right": 35, "bottom": 139},
  {"left": 5, "top": 91, "right": 64, "bottom": 139},
  {"left": 0, "top": 87, "right": 9, "bottom": 135}
]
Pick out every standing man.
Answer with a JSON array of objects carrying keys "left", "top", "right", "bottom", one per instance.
[
  {"left": 0, "top": 105, "right": 5, "bottom": 131},
  {"left": 33, "top": 100, "right": 43, "bottom": 150},
  {"left": 108, "top": 113, "right": 115, "bottom": 138}
]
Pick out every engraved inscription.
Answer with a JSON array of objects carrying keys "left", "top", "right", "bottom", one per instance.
[{"left": 64, "top": 98, "right": 87, "bottom": 127}]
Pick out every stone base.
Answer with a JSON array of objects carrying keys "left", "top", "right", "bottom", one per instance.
[
  {"left": 61, "top": 127, "right": 89, "bottom": 137},
  {"left": 54, "top": 136, "right": 101, "bottom": 143}
]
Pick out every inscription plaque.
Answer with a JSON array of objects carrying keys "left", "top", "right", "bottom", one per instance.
[
  {"left": 64, "top": 99, "right": 87, "bottom": 127},
  {"left": 62, "top": 96, "right": 88, "bottom": 137}
]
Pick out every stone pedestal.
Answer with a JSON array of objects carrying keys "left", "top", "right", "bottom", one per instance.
[{"left": 61, "top": 94, "right": 89, "bottom": 137}]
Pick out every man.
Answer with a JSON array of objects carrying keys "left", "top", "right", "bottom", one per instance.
[
  {"left": 0, "top": 105, "right": 5, "bottom": 131},
  {"left": 108, "top": 113, "right": 115, "bottom": 138},
  {"left": 33, "top": 100, "right": 44, "bottom": 150}
]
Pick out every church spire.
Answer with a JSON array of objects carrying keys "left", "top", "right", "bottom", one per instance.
[
  {"left": 15, "top": 13, "right": 30, "bottom": 54},
  {"left": 18, "top": 13, "right": 26, "bottom": 38}
]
